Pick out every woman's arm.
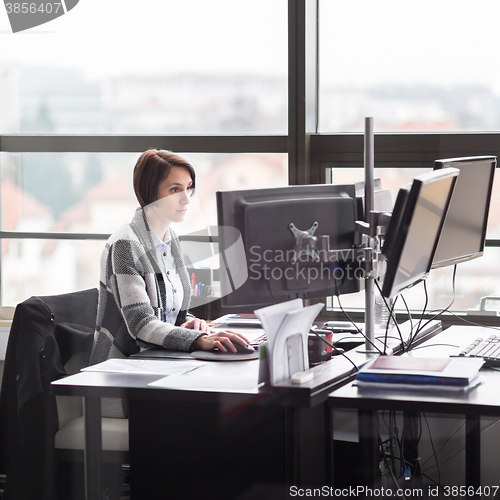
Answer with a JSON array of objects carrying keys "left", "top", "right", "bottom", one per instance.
[{"left": 107, "top": 238, "right": 204, "bottom": 351}]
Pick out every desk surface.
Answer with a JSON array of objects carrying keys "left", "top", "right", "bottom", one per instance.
[
  {"left": 52, "top": 320, "right": 443, "bottom": 407},
  {"left": 52, "top": 351, "right": 363, "bottom": 408},
  {"left": 328, "top": 325, "right": 500, "bottom": 417}
]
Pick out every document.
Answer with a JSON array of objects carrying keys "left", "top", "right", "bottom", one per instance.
[
  {"left": 255, "top": 299, "right": 324, "bottom": 385},
  {"left": 82, "top": 358, "right": 204, "bottom": 376},
  {"left": 209, "top": 313, "right": 262, "bottom": 328},
  {"left": 254, "top": 298, "right": 303, "bottom": 353},
  {"left": 148, "top": 374, "right": 259, "bottom": 392}
]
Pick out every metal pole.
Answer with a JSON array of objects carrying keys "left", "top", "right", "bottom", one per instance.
[{"left": 364, "top": 117, "right": 376, "bottom": 351}]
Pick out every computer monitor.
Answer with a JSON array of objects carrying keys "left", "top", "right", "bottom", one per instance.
[
  {"left": 216, "top": 184, "right": 363, "bottom": 312},
  {"left": 353, "top": 178, "right": 394, "bottom": 218},
  {"left": 432, "top": 156, "right": 496, "bottom": 268},
  {"left": 381, "top": 168, "right": 459, "bottom": 299}
]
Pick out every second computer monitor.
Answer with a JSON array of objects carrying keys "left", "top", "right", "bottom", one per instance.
[
  {"left": 432, "top": 156, "right": 496, "bottom": 268},
  {"left": 381, "top": 168, "right": 459, "bottom": 299}
]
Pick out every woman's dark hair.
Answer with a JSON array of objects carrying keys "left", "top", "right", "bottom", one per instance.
[{"left": 133, "top": 149, "right": 196, "bottom": 207}]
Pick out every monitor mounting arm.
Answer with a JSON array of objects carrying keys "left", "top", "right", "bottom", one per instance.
[{"left": 288, "top": 212, "right": 390, "bottom": 275}]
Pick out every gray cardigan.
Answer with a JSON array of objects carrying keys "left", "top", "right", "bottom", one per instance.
[{"left": 90, "top": 208, "right": 203, "bottom": 366}]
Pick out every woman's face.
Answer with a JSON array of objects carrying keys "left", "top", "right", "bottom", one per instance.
[{"left": 154, "top": 166, "right": 194, "bottom": 224}]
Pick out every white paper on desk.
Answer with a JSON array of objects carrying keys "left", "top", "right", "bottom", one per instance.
[
  {"left": 254, "top": 298, "right": 303, "bottom": 352},
  {"left": 82, "top": 358, "right": 205, "bottom": 376},
  {"left": 210, "top": 313, "right": 262, "bottom": 328},
  {"left": 270, "top": 302, "right": 324, "bottom": 385},
  {"left": 148, "top": 374, "right": 259, "bottom": 392}
]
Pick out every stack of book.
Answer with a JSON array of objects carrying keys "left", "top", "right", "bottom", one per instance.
[{"left": 356, "top": 355, "right": 484, "bottom": 390}]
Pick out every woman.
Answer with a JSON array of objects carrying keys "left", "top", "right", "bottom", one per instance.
[{"left": 90, "top": 149, "right": 248, "bottom": 416}]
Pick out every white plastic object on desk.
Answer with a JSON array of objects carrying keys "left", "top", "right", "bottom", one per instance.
[{"left": 291, "top": 371, "right": 314, "bottom": 384}]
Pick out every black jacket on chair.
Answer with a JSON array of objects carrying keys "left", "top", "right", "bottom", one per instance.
[{"left": 0, "top": 289, "right": 98, "bottom": 500}]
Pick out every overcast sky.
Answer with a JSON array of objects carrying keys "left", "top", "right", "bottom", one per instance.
[
  {"left": 0, "top": 0, "right": 288, "bottom": 78},
  {"left": 1, "top": 0, "right": 500, "bottom": 93}
]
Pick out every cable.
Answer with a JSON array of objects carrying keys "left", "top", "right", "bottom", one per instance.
[
  {"left": 374, "top": 279, "right": 405, "bottom": 352},
  {"left": 422, "top": 413, "right": 440, "bottom": 489},
  {"left": 389, "top": 295, "right": 406, "bottom": 350},
  {"left": 420, "top": 421, "right": 465, "bottom": 470},
  {"left": 378, "top": 432, "right": 402, "bottom": 495},
  {"left": 413, "top": 265, "right": 458, "bottom": 343},
  {"left": 401, "top": 412, "right": 423, "bottom": 488},
  {"left": 415, "top": 280, "right": 430, "bottom": 337},
  {"left": 335, "top": 294, "right": 384, "bottom": 354},
  {"left": 423, "top": 418, "right": 500, "bottom": 471},
  {"left": 400, "top": 295, "right": 414, "bottom": 352},
  {"left": 380, "top": 411, "right": 407, "bottom": 496}
]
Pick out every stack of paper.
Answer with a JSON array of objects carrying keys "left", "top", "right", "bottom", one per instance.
[{"left": 356, "top": 356, "right": 484, "bottom": 390}]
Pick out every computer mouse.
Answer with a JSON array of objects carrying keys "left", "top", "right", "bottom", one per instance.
[{"left": 214, "top": 342, "right": 255, "bottom": 355}]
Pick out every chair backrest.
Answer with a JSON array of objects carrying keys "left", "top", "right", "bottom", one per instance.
[{"left": 0, "top": 288, "right": 98, "bottom": 500}]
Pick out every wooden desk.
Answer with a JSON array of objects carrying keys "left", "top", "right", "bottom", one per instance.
[
  {"left": 328, "top": 325, "right": 500, "bottom": 492},
  {"left": 52, "top": 351, "right": 366, "bottom": 499},
  {"left": 51, "top": 320, "right": 442, "bottom": 499}
]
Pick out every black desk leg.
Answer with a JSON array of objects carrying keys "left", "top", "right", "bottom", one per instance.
[
  {"left": 83, "top": 396, "right": 103, "bottom": 500},
  {"left": 358, "top": 410, "right": 380, "bottom": 490},
  {"left": 284, "top": 407, "right": 300, "bottom": 485},
  {"left": 465, "top": 416, "right": 480, "bottom": 491}
]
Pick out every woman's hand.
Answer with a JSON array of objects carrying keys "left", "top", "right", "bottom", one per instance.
[
  {"left": 192, "top": 330, "right": 250, "bottom": 353},
  {"left": 180, "top": 317, "right": 212, "bottom": 333}
]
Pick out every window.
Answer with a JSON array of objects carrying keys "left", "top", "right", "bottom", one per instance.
[
  {"left": 319, "top": 0, "right": 500, "bottom": 133},
  {"left": 0, "top": 0, "right": 288, "bottom": 134}
]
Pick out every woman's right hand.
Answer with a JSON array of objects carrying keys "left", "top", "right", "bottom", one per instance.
[{"left": 192, "top": 330, "right": 250, "bottom": 353}]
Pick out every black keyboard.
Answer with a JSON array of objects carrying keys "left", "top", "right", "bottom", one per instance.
[{"left": 451, "top": 334, "right": 500, "bottom": 367}]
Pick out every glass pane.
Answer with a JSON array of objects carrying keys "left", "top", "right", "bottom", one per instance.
[
  {"left": 327, "top": 247, "right": 500, "bottom": 315},
  {"left": 329, "top": 167, "right": 432, "bottom": 205},
  {"left": 319, "top": 0, "right": 500, "bottom": 132},
  {"left": 1, "top": 152, "right": 287, "bottom": 305},
  {"left": 1, "top": 152, "right": 288, "bottom": 233},
  {"left": 2, "top": 239, "right": 103, "bottom": 306},
  {"left": 330, "top": 166, "right": 500, "bottom": 239},
  {"left": 0, "top": 0, "right": 287, "bottom": 134}
]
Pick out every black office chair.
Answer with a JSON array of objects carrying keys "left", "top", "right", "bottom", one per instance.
[{"left": 0, "top": 289, "right": 129, "bottom": 500}]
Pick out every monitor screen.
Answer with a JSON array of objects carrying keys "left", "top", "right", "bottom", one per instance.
[
  {"left": 432, "top": 156, "right": 496, "bottom": 268},
  {"left": 381, "top": 168, "right": 459, "bottom": 299},
  {"left": 216, "top": 184, "right": 363, "bottom": 312}
]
